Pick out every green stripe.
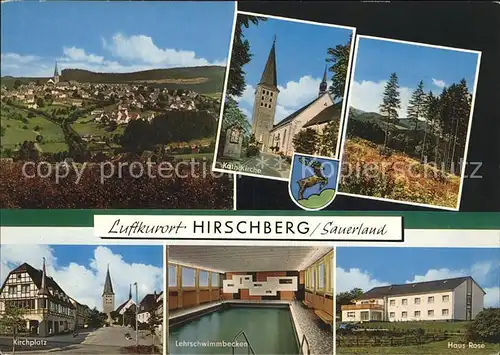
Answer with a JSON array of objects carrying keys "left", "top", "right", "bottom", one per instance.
[{"left": 1, "top": 210, "right": 499, "bottom": 229}]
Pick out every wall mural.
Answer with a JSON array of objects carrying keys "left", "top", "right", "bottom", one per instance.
[{"left": 223, "top": 275, "right": 298, "bottom": 296}]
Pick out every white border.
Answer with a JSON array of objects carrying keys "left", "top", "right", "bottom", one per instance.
[
  {"left": 287, "top": 152, "right": 341, "bottom": 211},
  {"left": 336, "top": 35, "right": 482, "bottom": 211},
  {"left": 211, "top": 9, "right": 357, "bottom": 182},
  {"left": 1, "top": 227, "right": 498, "bottom": 247}
]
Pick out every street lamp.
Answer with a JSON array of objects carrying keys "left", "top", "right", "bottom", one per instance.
[{"left": 134, "top": 282, "right": 138, "bottom": 347}]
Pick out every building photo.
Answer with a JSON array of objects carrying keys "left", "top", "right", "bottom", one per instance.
[
  {"left": 335, "top": 247, "right": 499, "bottom": 354},
  {"left": 0, "top": 244, "right": 164, "bottom": 355},
  {"left": 214, "top": 11, "right": 355, "bottom": 180},
  {"left": 166, "top": 246, "right": 334, "bottom": 355}
]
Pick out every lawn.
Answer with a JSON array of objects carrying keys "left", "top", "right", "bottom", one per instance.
[
  {"left": 1, "top": 114, "right": 67, "bottom": 153},
  {"left": 337, "top": 340, "right": 499, "bottom": 354}
]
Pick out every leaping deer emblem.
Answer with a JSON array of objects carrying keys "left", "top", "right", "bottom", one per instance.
[{"left": 296, "top": 157, "right": 328, "bottom": 200}]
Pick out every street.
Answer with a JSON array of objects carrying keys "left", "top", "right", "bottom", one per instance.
[{"left": 0, "top": 326, "right": 162, "bottom": 354}]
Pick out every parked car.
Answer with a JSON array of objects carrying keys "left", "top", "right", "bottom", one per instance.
[{"left": 337, "top": 322, "right": 358, "bottom": 331}]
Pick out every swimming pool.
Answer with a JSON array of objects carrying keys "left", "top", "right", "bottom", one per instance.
[{"left": 169, "top": 304, "right": 300, "bottom": 354}]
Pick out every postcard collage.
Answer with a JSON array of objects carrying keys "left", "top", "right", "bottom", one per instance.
[{"left": 0, "top": 1, "right": 499, "bottom": 355}]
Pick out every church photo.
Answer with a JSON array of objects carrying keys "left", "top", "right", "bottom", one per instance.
[
  {"left": 213, "top": 11, "right": 355, "bottom": 180},
  {"left": 0, "top": 244, "right": 164, "bottom": 354}
]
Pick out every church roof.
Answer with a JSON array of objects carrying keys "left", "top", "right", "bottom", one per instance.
[
  {"left": 102, "top": 267, "right": 115, "bottom": 296},
  {"left": 270, "top": 95, "right": 323, "bottom": 132},
  {"left": 302, "top": 102, "right": 342, "bottom": 128},
  {"left": 258, "top": 38, "right": 278, "bottom": 90}
]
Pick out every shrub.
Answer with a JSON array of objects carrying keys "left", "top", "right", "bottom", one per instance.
[{"left": 466, "top": 308, "right": 500, "bottom": 343}]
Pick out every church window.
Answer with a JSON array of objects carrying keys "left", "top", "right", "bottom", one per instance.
[
  {"left": 282, "top": 130, "right": 287, "bottom": 148},
  {"left": 262, "top": 96, "right": 264, "bottom": 100},
  {"left": 260, "top": 102, "right": 263, "bottom": 107},
  {"left": 270, "top": 98, "right": 272, "bottom": 102},
  {"left": 270, "top": 92, "right": 273, "bottom": 96}
]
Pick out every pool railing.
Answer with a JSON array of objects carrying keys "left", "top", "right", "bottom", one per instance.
[
  {"left": 232, "top": 329, "right": 256, "bottom": 355},
  {"left": 299, "top": 333, "right": 311, "bottom": 355}
]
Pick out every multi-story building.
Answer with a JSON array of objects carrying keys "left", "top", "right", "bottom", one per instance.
[
  {"left": 69, "top": 297, "right": 90, "bottom": 329},
  {"left": 341, "top": 276, "right": 485, "bottom": 323},
  {"left": 0, "top": 259, "right": 76, "bottom": 336}
]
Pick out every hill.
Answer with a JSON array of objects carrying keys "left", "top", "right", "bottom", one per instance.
[
  {"left": 349, "top": 107, "right": 431, "bottom": 132},
  {"left": 1, "top": 66, "right": 226, "bottom": 93}
]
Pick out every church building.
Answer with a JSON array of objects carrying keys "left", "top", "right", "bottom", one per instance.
[
  {"left": 47, "top": 61, "right": 60, "bottom": 85},
  {"left": 250, "top": 38, "right": 342, "bottom": 157},
  {"left": 102, "top": 265, "right": 115, "bottom": 324}
]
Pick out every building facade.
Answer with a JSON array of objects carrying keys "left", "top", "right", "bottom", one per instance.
[
  {"left": 251, "top": 37, "right": 279, "bottom": 152},
  {"left": 341, "top": 276, "right": 485, "bottom": 323},
  {"left": 102, "top": 266, "right": 115, "bottom": 324},
  {"left": 0, "top": 259, "right": 76, "bottom": 336}
]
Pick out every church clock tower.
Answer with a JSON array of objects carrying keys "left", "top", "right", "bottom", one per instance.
[
  {"left": 102, "top": 265, "right": 115, "bottom": 323},
  {"left": 251, "top": 36, "right": 280, "bottom": 152}
]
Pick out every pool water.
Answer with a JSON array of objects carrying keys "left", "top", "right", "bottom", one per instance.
[{"left": 170, "top": 306, "right": 299, "bottom": 354}]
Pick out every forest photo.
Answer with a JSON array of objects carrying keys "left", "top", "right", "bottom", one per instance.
[{"left": 339, "top": 36, "right": 481, "bottom": 209}]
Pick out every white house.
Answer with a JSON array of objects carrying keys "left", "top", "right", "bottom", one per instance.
[
  {"left": 0, "top": 260, "right": 77, "bottom": 336},
  {"left": 341, "top": 276, "right": 485, "bottom": 323},
  {"left": 136, "top": 291, "right": 163, "bottom": 325}
]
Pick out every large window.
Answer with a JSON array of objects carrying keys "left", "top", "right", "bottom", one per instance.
[
  {"left": 168, "top": 265, "right": 177, "bottom": 287},
  {"left": 199, "top": 271, "right": 209, "bottom": 287},
  {"left": 211, "top": 273, "right": 219, "bottom": 287},
  {"left": 318, "top": 263, "right": 325, "bottom": 289},
  {"left": 182, "top": 267, "right": 195, "bottom": 287}
]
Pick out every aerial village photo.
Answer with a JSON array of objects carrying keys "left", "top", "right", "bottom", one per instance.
[
  {"left": 0, "top": 244, "right": 164, "bottom": 354},
  {"left": 335, "top": 247, "right": 500, "bottom": 355},
  {"left": 338, "top": 36, "right": 481, "bottom": 210},
  {"left": 0, "top": 1, "right": 234, "bottom": 209},
  {"left": 166, "top": 246, "right": 334, "bottom": 355},
  {"left": 213, "top": 12, "right": 355, "bottom": 180}
]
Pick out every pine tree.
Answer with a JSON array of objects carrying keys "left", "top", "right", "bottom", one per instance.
[
  {"left": 326, "top": 34, "right": 353, "bottom": 101},
  {"left": 407, "top": 80, "right": 426, "bottom": 132},
  {"left": 423, "top": 91, "right": 440, "bottom": 162},
  {"left": 379, "top": 73, "right": 401, "bottom": 151}
]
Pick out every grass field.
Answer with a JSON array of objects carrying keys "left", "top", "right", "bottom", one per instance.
[
  {"left": 340, "top": 138, "right": 460, "bottom": 208},
  {"left": 1, "top": 109, "right": 67, "bottom": 153},
  {"left": 337, "top": 340, "right": 499, "bottom": 354}
]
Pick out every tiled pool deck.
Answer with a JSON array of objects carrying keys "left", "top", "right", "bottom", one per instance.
[{"left": 169, "top": 300, "right": 333, "bottom": 355}]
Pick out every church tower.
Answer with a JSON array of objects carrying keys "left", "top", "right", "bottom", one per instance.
[
  {"left": 102, "top": 265, "right": 115, "bottom": 323},
  {"left": 251, "top": 36, "right": 280, "bottom": 152},
  {"left": 319, "top": 65, "right": 328, "bottom": 97},
  {"left": 53, "top": 61, "right": 60, "bottom": 85}
]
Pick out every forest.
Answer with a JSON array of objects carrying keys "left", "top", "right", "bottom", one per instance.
[{"left": 341, "top": 72, "right": 473, "bottom": 208}]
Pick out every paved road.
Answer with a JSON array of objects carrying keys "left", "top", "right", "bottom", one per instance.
[
  {"left": 0, "top": 326, "right": 162, "bottom": 354},
  {"left": 238, "top": 152, "right": 291, "bottom": 179}
]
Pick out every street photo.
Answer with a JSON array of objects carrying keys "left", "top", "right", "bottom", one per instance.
[
  {"left": 166, "top": 245, "right": 334, "bottom": 355},
  {"left": 0, "top": 1, "right": 235, "bottom": 209},
  {"left": 336, "top": 247, "right": 499, "bottom": 355},
  {"left": 213, "top": 11, "right": 355, "bottom": 181},
  {"left": 338, "top": 36, "right": 481, "bottom": 210},
  {"left": 0, "top": 244, "right": 164, "bottom": 354}
]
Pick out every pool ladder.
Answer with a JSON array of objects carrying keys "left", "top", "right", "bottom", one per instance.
[
  {"left": 232, "top": 329, "right": 256, "bottom": 355},
  {"left": 299, "top": 334, "right": 311, "bottom": 355}
]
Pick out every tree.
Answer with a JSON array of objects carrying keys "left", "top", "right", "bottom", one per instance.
[
  {"left": 147, "top": 302, "right": 163, "bottom": 354},
  {"left": 228, "top": 15, "right": 267, "bottom": 97},
  {"left": 423, "top": 91, "right": 440, "bottom": 162},
  {"left": 407, "top": 80, "right": 426, "bottom": 132},
  {"left": 87, "top": 307, "right": 107, "bottom": 328},
  {"left": 336, "top": 288, "right": 364, "bottom": 317},
  {"left": 379, "top": 73, "right": 401, "bottom": 151},
  {"left": 466, "top": 308, "right": 500, "bottom": 343},
  {"left": 0, "top": 125, "right": 5, "bottom": 137},
  {"left": 36, "top": 97, "right": 45, "bottom": 108},
  {"left": 0, "top": 304, "right": 26, "bottom": 354},
  {"left": 319, "top": 120, "right": 340, "bottom": 156},
  {"left": 292, "top": 128, "right": 318, "bottom": 155},
  {"left": 13, "top": 79, "right": 22, "bottom": 89},
  {"left": 326, "top": 34, "right": 352, "bottom": 101}
]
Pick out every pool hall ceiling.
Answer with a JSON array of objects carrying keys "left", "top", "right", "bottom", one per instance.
[{"left": 167, "top": 246, "right": 332, "bottom": 272}]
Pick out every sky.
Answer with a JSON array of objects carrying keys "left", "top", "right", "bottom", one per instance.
[
  {"left": 168, "top": 264, "right": 220, "bottom": 287},
  {"left": 0, "top": 244, "right": 164, "bottom": 311},
  {"left": 1, "top": 2, "right": 234, "bottom": 77},
  {"left": 349, "top": 37, "right": 480, "bottom": 117},
  {"left": 233, "top": 14, "right": 353, "bottom": 124},
  {"left": 336, "top": 247, "right": 500, "bottom": 308}
]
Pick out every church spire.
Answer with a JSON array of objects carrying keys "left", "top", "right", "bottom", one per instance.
[
  {"left": 259, "top": 36, "right": 278, "bottom": 89},
  {"left": 38, "top": 257, "right": 50, "bottom": 296},
  {"left": 102, "top": 264, "right": 115, "bottom": 296},
  {"left": 128, "top": 284, "right": 132, "bottom": 300},
  {"left": 319, "top": 64, "right": 328, "bottom": 97}
]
